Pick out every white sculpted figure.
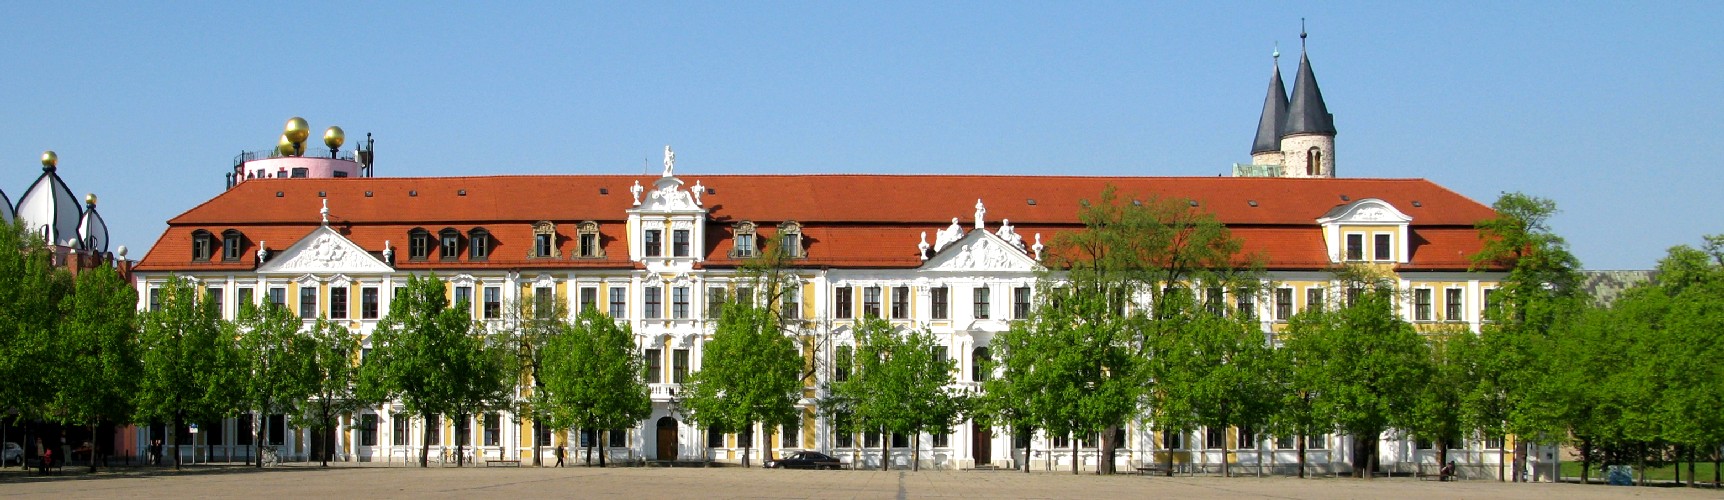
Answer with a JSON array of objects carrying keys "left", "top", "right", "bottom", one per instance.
[
  {"left": 934, "top": 217, "right": 964, "bottom": 252},
  {"left": 996, "top": 219, "right": 1024, "bottom": 250},
  {"left": 256, "top": 241, "right": 268, "bottom": 264},
  {"left": 918, "top": 231, "right": 931, "bottom": 260},
  {"left": 974, "top": 199, "right": 986, "bottom": 229},
  {"left": 692, "top": 180, "right": 704, "bottom": 206},
  {"left": 630, "top": 180, "right": 644, "bottom": 205},
  {"left": 663, "top": 145, "right": 676, "bottom": 177},
  {"left": 383, "top": 240, "right": 394, "bottom": 263}
]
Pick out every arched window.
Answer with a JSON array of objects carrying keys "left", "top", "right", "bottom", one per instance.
[
  {"left": 439, "top": 228, "right": 461, "bottom": 260},
  {"left": 221, "top": 229, "right": 245, "bottom": 262},
  {"left": 576, "top": 221, "right": 604, "bottom": 259},
  {"left": 468, "top": 228, "right": 491, "bottom": 261},
  {"left": 971, "top": 346, "right": 991, "bottom": 382},
  {"left": 408, "top": 228, "right": 431, "bottom": 261},
  {"left": 731, "top": 221, "right": 758, "bottom": 258},
  {"left": 191, "top": 230, "right": 214, "bottom": 262},
  {"left": 1306, "top": 147, "right": 1322, "bottom": 176}
]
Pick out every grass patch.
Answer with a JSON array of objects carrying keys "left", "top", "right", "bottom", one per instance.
[{"left": 1560, "top": 460, "right": 1722, "bottom": 483}]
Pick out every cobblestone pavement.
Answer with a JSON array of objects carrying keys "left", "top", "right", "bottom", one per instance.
[{"left": 3, "top": 464, "right": 1718, "bottom": 499}]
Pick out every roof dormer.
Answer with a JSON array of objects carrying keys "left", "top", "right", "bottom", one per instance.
[
  {"left": 627, "top": 146, "right": 708, "bottom": 271},
  {"left": 1317, "top": 198, "right": 1412, "bottom": 264}
]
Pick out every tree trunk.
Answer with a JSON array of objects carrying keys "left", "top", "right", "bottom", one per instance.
[
  {"left": 1675, "top": 444, "right": 1681, "bottom": 485},
  {"left": 1437, "top": 442, "right": 1448, "bottom": 479},
  {"left": 419, "top": 413, "right": 432, "bottom": 468},
  {"left": 1687, "top": 446, "right": 1696, "bottom": 488},
  {"left": 764, "top": 423, "right": 774, "bottom": 469},
  {"left": 1498, "top": 444, "right": 1505, "bottom": 482},
  {"left": 599, "top": 431, "right": 607, "bottom": 468},
  {"left": 1100, "top": 425, "right": 1116, "bottom": 475},
  {"left": 1297, "top": 434, "right": 1307, "bottom": 479},
  {"left": 911, "top": 432, "right": 920, "bottom": 471},
  {"left": 880, "top": 428, "right": 888, "bottom": 471},
  {"left": 1168, "top": 432, "right": 1179, "bottom": 478},
  {"left": 1581, "top": 438, "right": 1591, "bottom": 484},
  {"left": 172, "top": 416, "right": 183, "bottom": 470},
  {"left": 88, "top": 423, "right": 99, "bottom": 473},
  {"left": 253, "top": 411, "right": 263, "bottom": 468}
]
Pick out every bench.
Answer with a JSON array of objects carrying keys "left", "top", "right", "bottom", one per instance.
[
  {"left": 28, "top": 457, "right": 66, "bottom": 475},
  {"left": 1135, "top": 465, "right": 1169, "bottom": 476},
  {"left": 486, "top": 459, "right": 521, "bottom": 467}
]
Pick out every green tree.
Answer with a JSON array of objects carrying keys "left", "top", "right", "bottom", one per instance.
[
  {"left": 495, "top": 296, "right": 570, "bottom": 466},
  {"left": 135, "top": 276, "right": 245, "bottom": 469},
  {"left": 1146, "top": 303, "right": 1276, "bottom": 477},
  {"left": 235, "top": 300, "right": 317, "bottom": 467},
  {"left": 1407, "top": 324, "right": 1481, "bottom": 471},
  {"left": 539, "top": 308, "right": 651, "bottom": 467},
  {"left": 0, "top": 220, "right": 73, "bottom": 424},
  {"left": 682, "top": 302, "right": 802, "bottom": 468},
  {"left": 1283, "top": 278, "right": 1430, "bottom": 479},
  {"left": 360, "top": 273, "right": 504, "bottom": 467},
  {"left": 829, "top": 317, "right": 961, "bottom": 471},
  {"left": 1648, "top": 238, "right": 1724, "bottom": 487},
  {"left": 49, "top": 263, "right": 140, "bottom": 472},
  {"left": 295, "top": 317, "right": 366, "bottom": 467}
]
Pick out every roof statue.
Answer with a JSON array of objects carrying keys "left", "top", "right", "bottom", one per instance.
[
  {"left": 974, "top": 199, "right": 986, "bottom": 229},
  {"left": 320, "top": 199, "right": 330, "bottom": 226},
  {"left": 631, "top": 180, "right": 644, "bottom": 205},
  {"left": 934, "top": 217, "right": 964, "bottom": 253},
  {"left": 662, "top": 145, "right": 676, "bottom": 177},
  {"left": 996, "top": 219, "right": 1024, "bottom": 251},
  {"left": 918, "top": 231, "right": 931, "bottom": 260},
  {"left": 691, "top": 180, "right": 704, "bottom": 206},
  {"left": 256, "top": 241, "right": 268, "bottom": 264},
  {"left": 1031, "top": 233, "right": 1044, "bottom": 261},
  {"left": 383, "top": 240, "right": 393, "bottom": 263}
]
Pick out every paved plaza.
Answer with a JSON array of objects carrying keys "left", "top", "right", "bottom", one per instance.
[{"left": 3, "top": 465, "right": 1719, "bottom": 499}]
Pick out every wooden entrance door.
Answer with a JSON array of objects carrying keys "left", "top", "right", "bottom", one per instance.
[
  {"left": 972, "top": 421, "right": 991, "bottom": 467},
  {"left": 655, "top": 417, "right": 677, "bottom": 461}
]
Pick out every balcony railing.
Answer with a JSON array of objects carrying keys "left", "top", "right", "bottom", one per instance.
[{"left": 234, "top": 148, "right": 357, "bottom": 165}]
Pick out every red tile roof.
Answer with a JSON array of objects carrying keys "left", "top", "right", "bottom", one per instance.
[{"left": 137, "top": 174, "right": 1498, "bottom": 272}]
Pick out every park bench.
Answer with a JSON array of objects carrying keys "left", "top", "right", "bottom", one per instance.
[{"left": 1134, "top": 464, "right": 1169, "bottom": 476}]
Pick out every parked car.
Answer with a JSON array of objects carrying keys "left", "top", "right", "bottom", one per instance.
[
  {"left": 765, "top": 451, "right": 843, "bottom": 470},
  {"left": 2, "top": 442, "right": 21, "bottom": 466}
]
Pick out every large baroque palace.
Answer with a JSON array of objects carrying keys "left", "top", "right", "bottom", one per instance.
[{"left": 130, "top": 48, "right": 1529, "bottom": 475}]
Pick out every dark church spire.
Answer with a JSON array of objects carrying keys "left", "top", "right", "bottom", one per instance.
[
  {"left": 1251, "top": 47, "right": 1289, "bottom": 155},
  {"left": 1282, "top": 24, "right": 1336, "bottom": 136}
]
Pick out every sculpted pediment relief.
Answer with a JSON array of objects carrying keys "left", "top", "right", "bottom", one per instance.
[
  {"left": 257, "top": 226, "right": 393, "bottom": 275},
  {"left": 922, "top": 230, "right": 1041, "bottom": 273},
  {"left": 1317, "top": 198, "right": 1412, "bottom": 225}
]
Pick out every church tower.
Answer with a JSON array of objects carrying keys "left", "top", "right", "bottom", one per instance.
[
  {"left": 1250, "top": 49, "right": 1289, "bottom": 166},
  {"left": 1278, "top": 29, "right": 1336, "bottom": 178}
]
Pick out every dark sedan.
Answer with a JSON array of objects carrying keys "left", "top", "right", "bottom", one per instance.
[{"left": 765, "top": 451, "right": 843, "bottom": 470}]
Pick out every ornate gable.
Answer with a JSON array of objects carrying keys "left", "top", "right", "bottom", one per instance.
[
  {"left": 257, "top": 225, "right": 394, "bottom": 275},
  {"left": 921, "top": 229, "right": 1041, "bottom": 273}
]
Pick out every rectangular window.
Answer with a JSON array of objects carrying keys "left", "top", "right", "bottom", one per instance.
[
  {"left": 1206, "top": 427, "right": 1226, "bottom": 450},
  {"left": 483, "top": 286, "right": 501, "bottom": 319},
  {"left": 673, "top": 349, "right": 689, "bottom": 383},
  {"left": 1206, "top": 287, "right": 1226, "bottom": 315},
  {"left": 707, "top": 286, "right": 728, "bottom": 317},
  {"left": 237, "top": 287, "right": 254, "bottom": 313},
  {"left": 455, "top": 417, "right": 472, "bottom": 447},
  {"left": 1236, "top": 426, "right": 1256, "bottom": 450},
  {"left": 361, "top": 287, "right": 379, "bottom": 319},
  {"left": 931, "top": 287, "right": 949, "bottom": 320},
  {"left": 425, "top": 417, "right": 443, "bottom": 445},
  {"left": 455, "top": 286, "right": 473, "bottom": 315},
  {"left": 237, "top": 414, "right": 254, "bottom": 446},
  {"left": 930, "top": 345, "right": 948, "bottom": 370},
  {"left": 580, "top": 287, "right": 598, "bottom": 313},
  {"left": 973, "top": 287, "right": 991, "bottom": 319},
  {"left": 149, "top": 288, "right": 161, "bottom": 312},
  {"left": 672, "top": 286, "right": 690, "bottom": 319},
  {"left": 535, "top": 422, "right": 552, "bottom": 448},
  {"left": 206, "top": 419, "right": 224, "bottom": 446},
  {"left": 579, "top": 232, "right": 598, "bottom": 258},
  {"left": 534, "top": 287, "right": 553, "bottom": 319},
  {"left": 361, "top": 414, "right": 378, "bottom": 446},
  {"left": 610, "top": 287, "right": 626, "bottom": 318},
  {"left": 299, "top": 287, "right": 317, "bottom": 319},
  {"left": 834, "top": 346, "right": 852, "bottom": 382},
  {"left": 1445, "top": 288, "right": 1464, "bottom": 321},
  {"left": 1235, "top": 288, "right": 1255, "bottom": 319},
  {"left": 470, "top": 233, "right": 489, "bottom": 260},
  {"left": 644, "top": 229, "right": 662, "bottom": 257},
  {"left": 1345, "top": 233, "right": 1364, "bottom": 261},
  {"left": 862, "top": 287, "right": 882, "bottom": 318},
  {"left": 535, "top": 233, "right": 553, "bottom": 258},
  {"left": 644, "top": 286, "right": 662, "bottom": 319},
  {"left": 1307, "top": 434, "right": 1327, "bottom": 450},
  {"left": 329, "top": 286, "right": 348, "bottom": 320},
  {"left": 1483, "top": 289, "right": 1497, "bottom": 320},
  {"left": 392, "top": 414, "right": 408, "bottom": 445},
  {"left": 1305, "top": 287, "right": 1324, "bottom": 312},
  {"left": 269, "top": 414, "right": 287, "bottom": 445},
  {"left": 834, "top": 414, "right": 853, "bottom": 448},
  {"left": 891, "top": 433, "right": 908, "bottom": 448},
  {"left": 781, "top": 416, "right": 800, "bottom": 449},
  {"left": 290, "top": 167, "right": 309, "bottom": 178},
  {"left": 932, "top": 432, "right": 949, "bottom": 448},
  {"left": 441, "top": 233, "right": 460, "bottom": 260},
  {"left": 608, "top": 429, "right": 625, "bottom": 447},
  {"left": 1374, "top": 233, "right": 1393, "bottom": 261},
  {"left": 223, "top": 234, "right": 243, "bottom": 261},
  {"left": 1163, "top": 431, "right": 1183, "bottom": 450},
  {"left": 707, "top": 426, "right": 724, "bottom": 448},
  {"left": 673, "top": 229, "right": 690, "bottom": 257},
  {"left": 410, "top": 233, "right": 431, "bottom": 261},
  {"left": 1012, "top": 286, "right": 1031, "bottom": 319},
  {"left": 781, "top": 286, "right": 800, "bottom": 319},
  {"left": 645, "top": 348, "right": 662, "bottom": 383},
  {"left": 1414, "top": 288, "right": 1433, "bottom": 321},
  {"left": 268, "top": 287, "right": 287, "bottom": 310},
  {"left": 864, "top": 430, "right": 880, "bottom": 448},
  {"left": 206, "top": 287, "right": 224, "bottom": 319},
  {"left": 734, "top": 233, "right": 755, "bottom": 257},
  {"left": 1274, "top": 288, "right": 1293, "bottom": 321},
  {"left": 1276, "top": 435, "right": 1295, "bottom": 450},
  {"left": 890, "top": 286, "right": 909, "bottom": 319},
  {"left": 834, "top": 287, "right": 853, "bottom": 319}
]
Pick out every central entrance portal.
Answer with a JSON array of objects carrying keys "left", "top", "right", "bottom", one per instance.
[
  {"left": 972, "top": 421, "right": 991, "bottom": 468},
  {"left": 656, "top": 417, "right": 678, "bottom": 461}
]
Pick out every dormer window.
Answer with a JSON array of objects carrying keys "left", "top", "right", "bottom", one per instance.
[
  {"left": 191, "top": 230, "right": 214, "bottom": 262},
  {"left": 221, "top": 229, "right": 245, "bottom": 262},
  {"left": 1344, "top": 233, "right": 1364, "bottom": 261},
  {"left": 778, "top": 221, "right": 804, "bottom": 258},
  {"left": 439, "top": 228, "right": 461, "bottom": 260},
  {"left": 531, "top": 221, "right": 559, "bottom": 258},
  {"left": 731, "top": 221, "right": 758, "bottom": 258},
  {"left": 1373, "top": 233, "right": 1392, "bottom": 261},
  {"left": 408, "top": 228, "right": 431, "bottom": 261},
  {"left": 468, "top": 228, "right": 491, "bottom": 261},
  {"left": 576, "top": 221, "right": 605, "bottom": 259},
  {"left": 644, "top": 229, "right": 663, "bottom": 258}
]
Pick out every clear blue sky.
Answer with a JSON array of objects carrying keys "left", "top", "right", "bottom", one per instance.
[{"left": 4, "top": 2, "right": 1720, "bottom": 270}]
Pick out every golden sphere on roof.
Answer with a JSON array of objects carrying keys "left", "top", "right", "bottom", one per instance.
[
  {"left": 85, "top": 193, "right": 97, "bottom": 206},
  {"left": 41, "top": 150, "right": 58, "bottom": 170},
  {"left": 323, "top": 126, "right": 345, "bottom": 150},
  {"left": 277, "top": 134, "right": 297, "bottom": 156},
  {"left": 284, "top": 117, "right": 311, "bottom": 144}
]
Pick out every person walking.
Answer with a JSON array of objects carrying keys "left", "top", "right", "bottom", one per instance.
[{"left": 554, "top": 444, "right": 565, "bottom": 467}]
